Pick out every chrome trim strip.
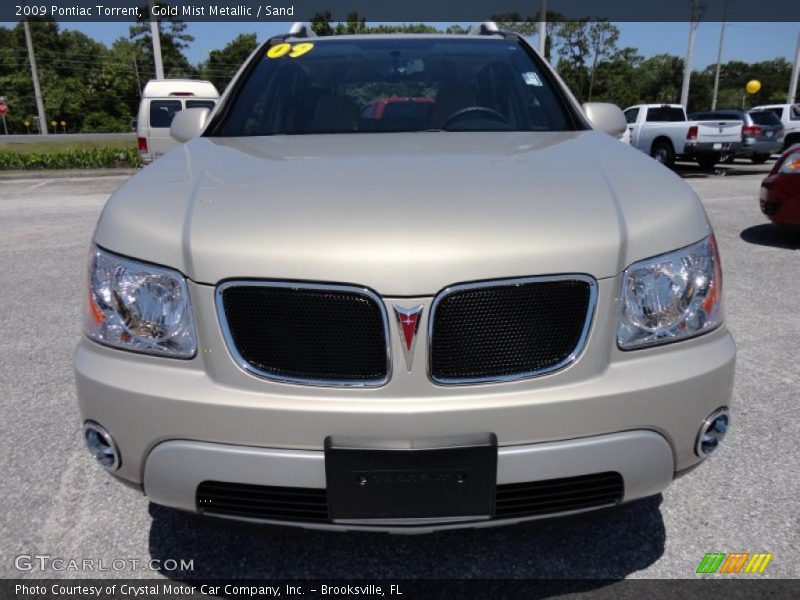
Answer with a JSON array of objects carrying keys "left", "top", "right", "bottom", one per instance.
[
  {"left": 215, "top": 280, "right": 392, "bottom": 388},
  {"left": 427, "top": 274, "right": 598, "bottom": 385}
]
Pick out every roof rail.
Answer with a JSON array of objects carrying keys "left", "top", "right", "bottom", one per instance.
[
  {"left": 288, "top": 22, "right": 317, "bottom": 38},
  {"left": 469, "top": 21, "right": 500, "bottom": 36}
]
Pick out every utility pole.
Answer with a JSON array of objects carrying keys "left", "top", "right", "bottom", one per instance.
[
  {"left": 133, "top": 56, "right": 142, "bottom": 96},
  {"left": 681, "top": 0, "right": 702, "bottom": 108},
  {"left": 789, "top": 31, "right": 800, "bottom": 104},
  {"left": 149, "top": 0, "right": 165, "bottom": 80},
  {"left": 23, "top": 18, "right": 48, "bottom": 135},
  {"left": 538, "top": 0, "right": 547, "bottom": 59},
  {"left": 711, "top": 0, "right": 728, "bottom": 110}
]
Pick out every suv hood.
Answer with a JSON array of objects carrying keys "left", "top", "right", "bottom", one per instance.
[{"left": 96, "top": 131, "right": 709, "bottom": 295}]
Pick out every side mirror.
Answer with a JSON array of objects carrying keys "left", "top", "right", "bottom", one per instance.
[
  {"left": 582, "top": 102, "right": 627, "bottom": 137},
  {"left": 170, "top": 107, "right": 210, "bottom": 143}
]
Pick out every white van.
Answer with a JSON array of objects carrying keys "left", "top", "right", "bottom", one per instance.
[{"left": 136, "top": 80, "right": 219, "bottom": 164}]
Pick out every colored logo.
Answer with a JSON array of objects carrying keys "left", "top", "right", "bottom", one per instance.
[
  {"left": 393, "top": 304, "right": 424, "bottom": 371},
  {"left": 696, "top": 552, "right": 773, "bottom": 574}
]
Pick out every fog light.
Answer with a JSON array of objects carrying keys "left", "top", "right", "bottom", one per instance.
[
  {"left": 83, "top": 421, "right": 120, "bottom": 471},
  {"left": 696, "top": 408, "right": 730, "bottom": 457}
]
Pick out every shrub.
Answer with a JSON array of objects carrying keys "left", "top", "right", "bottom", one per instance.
[{"left": 0, "top": 148, "right": 139, "bottom": 170}]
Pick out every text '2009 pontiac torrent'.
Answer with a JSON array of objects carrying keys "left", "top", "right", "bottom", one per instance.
[{"left": 76, "top": 24, "right": 735, "bottom": 532}]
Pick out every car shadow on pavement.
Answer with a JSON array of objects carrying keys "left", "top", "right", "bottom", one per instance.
[
  {"left": 148, "top": 494, "right": 665, "bottom": 581},
  {"left": 740, "top": 224, "right": 800, "bottom": 250}
]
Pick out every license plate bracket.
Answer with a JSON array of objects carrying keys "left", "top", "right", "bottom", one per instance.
[{"left": 325, "top": 434, "right": 497, "bottom": 522}]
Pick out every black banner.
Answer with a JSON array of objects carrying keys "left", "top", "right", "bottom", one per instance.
[
  {"left": 3, "top": 0, "right": 800, "bottom": 23},
  {"left": 1, "top": 580, "right": 799, "bottom": 600}
]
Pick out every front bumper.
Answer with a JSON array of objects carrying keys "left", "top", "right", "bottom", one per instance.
[
  {"left": 761, "top": 177, "right": 800, "bottom": 225},
  {"left": 145, "top": 431, "right": 672, "bottom": 532},
  {"left": 74, "top": 276, "right": 736, "bottom": 531}
]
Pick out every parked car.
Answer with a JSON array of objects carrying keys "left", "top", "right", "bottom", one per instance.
[
  {"left": 136, "top": 79, "right": 219, "bottom": 165},
  {"left": 623, "top": 103, "right": 742, "bottom": 169},
  {"left": 760, "top": 144, "right": 800, "bottom": 226},
  {"left": 751, "top": 103, "right": 800, "bottom": 151},
  {"left": 76, "top": 23, "right": 734, "bottom": 532},
  {"left": 690, "top": 109, "right": 783, "bottom": 163}
]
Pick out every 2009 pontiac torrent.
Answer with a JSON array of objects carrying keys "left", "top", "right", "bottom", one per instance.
[{"left": 75, "top": 23, "right": 735, "bottom": 532}]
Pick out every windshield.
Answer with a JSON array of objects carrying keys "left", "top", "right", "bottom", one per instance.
[{"left": 211, "top": 37, "right": 574, "bottom": 136}]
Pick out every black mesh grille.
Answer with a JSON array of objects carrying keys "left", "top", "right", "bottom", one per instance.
[
  {"left": 220, "top": 284, "right": 388, "bottom": 384},
  {"left": 196, "top": 472, "right": 622, "bottom": 523},
  {"left": 430, "top": 278, "right": 593, "bottom": 382}
]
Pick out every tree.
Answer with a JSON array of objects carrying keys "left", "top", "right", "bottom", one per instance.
[
  {"left": 130, "top": 1, "right": 196, "bottom": 79},
  {"left": 311, "top": 13, "right": 444, "bottom": 36},
  {"left": 636, "top": 54, "right": 685, "bottom": 104},
  {"left": 586, "top": 21, "right": 620, "bottom": 100},
  {"left": 334, "top": 12, "right": 367, "bottom": 35},
  {"left": 490, "top": 14, "right": 537, "bottom": 37},
  {"left": 0, "top": 18, "right": 138, "bottom": 133},
  {"left": 199, "top": 33, "right": 258, "bottom": 92},
  {"left": 588, "top": 47, "right": 643, "bottom": 108},
  {"left": 488, "top": 12, "right": 563, "bottom": 62},
  {"left": 310, "top": 11, "right": 334, "bottom": 37}
]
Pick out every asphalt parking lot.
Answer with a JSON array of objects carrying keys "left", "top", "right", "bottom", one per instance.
[{"left": 0, "top": 161, "right": 798, "bottom": 581}]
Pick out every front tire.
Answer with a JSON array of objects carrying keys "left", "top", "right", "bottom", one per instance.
[
  {"left": 696, "top": 154, "right": 720, "bottom": 170},
  {"left": 651, "top": 140, "right": 675, "bottom": 168},
  {"left": 751, "top": 154, "right": 771, "bottom": 164}
]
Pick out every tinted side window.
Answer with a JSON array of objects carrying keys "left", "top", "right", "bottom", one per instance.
[
  {"left": 150, "top": 100, "right": 182, "bottom": 128},
  {"left": 749, "top": 111, "right": 782, "bottom": 126},
  {"left": 646, "top": 107, "right": 686, "bottom": 122},
  {"left": 186, "top": 100, "right": 216, "bottom": 110},
  {"left": 624, "top": 108, "right": 639, "bottom": 124},
  {"left": 791, "top": 105, "right": 800, "bottom": 120}
]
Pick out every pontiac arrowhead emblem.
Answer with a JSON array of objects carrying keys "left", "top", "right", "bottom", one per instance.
[{"left": 393, "top": 304, "right": 424, "bottom": 371}]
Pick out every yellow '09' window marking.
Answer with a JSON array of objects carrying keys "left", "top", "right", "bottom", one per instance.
[{"left": 266, "top": 42, "right": 314, "bottom": 59}]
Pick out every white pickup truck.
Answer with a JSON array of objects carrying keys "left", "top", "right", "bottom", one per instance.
[{"left": 623, "top": 104, "right": 742, "bottom": 169}]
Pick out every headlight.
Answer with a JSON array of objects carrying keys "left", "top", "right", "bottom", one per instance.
[
  {"left": 85, "top": 246, "right": 196, "bottom": 358},
  {"left": 618, "top": 235, "right": 722, "bottom": 350},
  {"left": 778, "top": 149, "right": 800, "bottom": 173}
]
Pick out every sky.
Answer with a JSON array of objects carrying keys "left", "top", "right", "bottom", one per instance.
[{"left": 2, "top": 21, "right": 799, "bottom": 68}]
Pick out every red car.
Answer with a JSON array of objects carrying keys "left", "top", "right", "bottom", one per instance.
[{"left": 760, "top": 145, "right": 800, "bottom": 226}]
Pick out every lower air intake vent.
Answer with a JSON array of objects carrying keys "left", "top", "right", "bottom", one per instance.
[
  {"left": 196, "top": 472, "right": 623, "bottom": 523},
  {"left": 197, "top": 481, "right": 329, "bottom": 522},
  {"left": 494, "top": 471, "right": 623, "bottom": 518}
]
